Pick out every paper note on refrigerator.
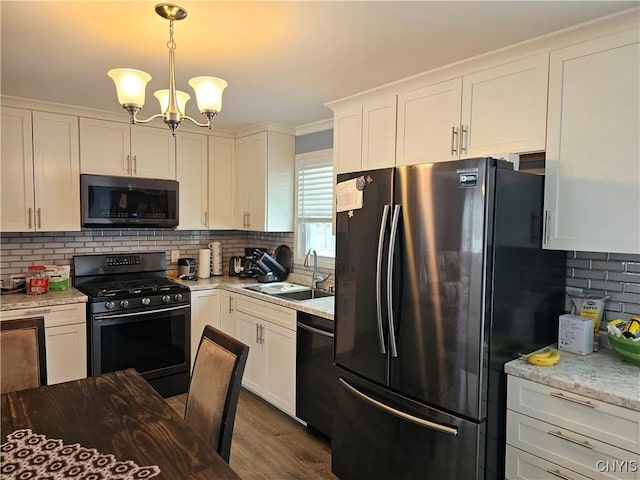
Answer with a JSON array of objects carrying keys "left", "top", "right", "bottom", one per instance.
[{"left": 336, "top": 178, "right": 363, "bottom": 212}]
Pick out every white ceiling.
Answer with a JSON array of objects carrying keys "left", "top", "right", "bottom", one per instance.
[{"left": 1, "top": 1, "right": 637, "bottom": 131}]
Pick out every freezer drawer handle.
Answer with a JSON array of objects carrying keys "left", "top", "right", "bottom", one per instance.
[
  {"left": 339, "top": 378, "right": 458, "bottom": 436},
  {"left": 376, "top": 205, "right": 391, "bottom": 354},
  {"left": 386, "top": 205, "right": 401, "bottom": 357},
  {"left": 547, "top": 430, "right": 593, "bottom": 449},
  {"left": 546, "top": 468, "right": 578, "bottom": 480},
  {"left": 549, "top": 391, "right": 595, "bottom": 409}
]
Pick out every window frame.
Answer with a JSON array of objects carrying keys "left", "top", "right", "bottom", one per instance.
[{"left": 293, "top": 148, "right": 335, "bottom": 270}]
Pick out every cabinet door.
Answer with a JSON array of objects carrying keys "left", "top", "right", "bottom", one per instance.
[
  {"left": 209, "top": 136, "right": 236, "bottom": 229},
  {"left": 219, "top": 291, "right": 236, "bottom": 336},
  {"left": 396, "top": 78, "right": 462, "bottom": 166},
  {"left": 236, "top": 310, "right": 262, "bottom": 394},
  {"left": 177, "top": 132, "right": 209, "bottom": 230},
  {"left": 130, "top": 126, "right": 176, "bottom": 179},
  {"left": 235, "top": 132, "right": 267, "bottom": 231},
  {"left": 362, "top": 96, "right": 397, "bottom": 170},
  {"left": 1, "top": 107, "right": 34, "bottom": 232},
  {"left": 79, "top": 118, "right": 131, "bottom": 176},
  {"left": 544, "top": 30, "right": 639, "bottom": 254},
  {"left": 333, "top": 106, "right": 363, "bottom": 174},
  {"left": 190, "top": 290, "right": 221, "bottom": 370},
  {"left": 460, "top": 53, "right": 548, "bottom": 158},
  {"left": 265, "top": 131, "right": 294, "bottom": 232},
  {"left": 505, "top": 445, "right": 592, "bottom": 480},
  {"left": 45, "top": 322, "right": 87, "bottom": 385},
  {"left": 262, "top": 320, "right": 296, "bottom": 416},
  {"left": 32, "top": 112, "right": 80, "bottom": 232}
]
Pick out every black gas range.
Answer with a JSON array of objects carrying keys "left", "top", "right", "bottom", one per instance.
[{"left": 73, "top": 252, "right": 191, "bottom": 397}]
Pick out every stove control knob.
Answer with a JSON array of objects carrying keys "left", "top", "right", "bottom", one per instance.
[
  {"left": 174, "top": 293, "right": 183, "bottom": 302},
  {"left": 105, "top": 301, "right": 115, "bottom": 310},
  {"left": 120, "top": 300, "right": 129, "bottom": 308},
  {"left": 162, "top": 295, "right": 171, "bottom": 303},
  {"left": 142, "top": 297, "right": 151, "bottom": 306}
]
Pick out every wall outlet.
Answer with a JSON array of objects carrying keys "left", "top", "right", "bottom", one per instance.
[{"left": 171, "top": 250, "right": 180, "bottom": 264}]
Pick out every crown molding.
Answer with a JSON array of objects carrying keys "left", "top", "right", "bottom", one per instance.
[
  {"left": 295, "top": 118, "right": 333, "bottom": 136},
  {"left": 235, "top": 122, "right": 296, "bottom": 138}
]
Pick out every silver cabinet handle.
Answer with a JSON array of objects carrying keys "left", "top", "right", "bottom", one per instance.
[
  {"left": 37, "top": 208, "right": 42, "bottom": 229},
  {"left": 549, "top": 391, "right": 595, "bottom": 409},
  {"left": 228, "top": 296, "right": 234, "bottom": 314},
  {"left": 548, "top": 430, "right": 593, "bottom": 449},
  {"left": 376, "top": 205, "right": 390, "bottom": 354},
  {"left": 544, "top": 210, "right": 550, "bottom": 245},
  {"left": 133, "top": 155, "right": 137, "bottom": 175},
  {"left": 28, "top": 207, "right": 33, "bottom": 229},
  {"left": 450, "top": 126, "right": 458, "bottom": 156},
  {"left": 256, "top": 323, "right": 260, "bottom": 343},
  {"left": 460, "top": 125, "right": 468, "bottom": 154},
  {"left": 126, "top": 154, "right": 131, "bottom": 174},
  {"left": 25, "top": 308, "right": 52, "bottom": 315},
  {"left": 246, "top": 211, "right": 251, "bottom": 229},
  {"left": 387, "top": 205, "right": 401, "bottom": 357},
  {"left": 546, "top": 469, "right": 578, "bottom": 480},
  {"left": 203, "top": 211, "right": 208, "bottom": 228},
  {"left": 339, "top": 378, "right": 458, "bottom": 436},
  {"left": 260, "top": 324, "right": 265, "bottom": 344}
]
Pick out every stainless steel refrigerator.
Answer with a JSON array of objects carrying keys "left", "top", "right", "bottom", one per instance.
[{"left": 332, "top": 158, "right": 566, "bottom": 480}]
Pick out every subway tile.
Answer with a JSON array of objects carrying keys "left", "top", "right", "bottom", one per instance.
[
  {"left": 623, "top": 283, "right": 640, "bottom": 294},
  {"left": 627, "top": 262, "right": 640, "bottom": 274},
  {"left": 607, "top": 271, "right": 640, "bottom": 282},
  {"left": 623, "top": 303, "right": 640, "bottom": 315},
  {"left": 589, "top": 280, "right": 624, "bottom": 292},
  {"left": 609, "top": 253, "right": 640, "bottom": 262},
  {"left": 592, "top": 260, "right": 624, "bottom": 272},
  {"left": 565, "top": 278, "right": 590, "bottom": 289},
  {"left": 573, "top": 269, "right": 606, "bottom": 280},
  {"left": 575, "top": 251, "right": 608, "bottom": 260}
]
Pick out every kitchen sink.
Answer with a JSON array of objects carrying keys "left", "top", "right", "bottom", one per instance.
[{"left": 273, "top": 289, "right": 334, "bottom": 301}]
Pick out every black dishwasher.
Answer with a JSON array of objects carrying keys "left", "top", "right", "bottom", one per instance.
[{"left": 296, "top": 311, "right": 334, "bottom": 439}]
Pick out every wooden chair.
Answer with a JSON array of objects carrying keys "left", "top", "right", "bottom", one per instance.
[
  {"left": 185, "top": 325, "right": 249, "bottom": 463},
  {"left": 0, "top": 317, "right": 47, "bottom": 394}
]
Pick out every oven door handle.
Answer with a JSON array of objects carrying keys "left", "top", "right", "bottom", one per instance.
[
  {"left": 297, "top": 321, "right": 334, "bottom": 338},
  {"left": 93, "top": 304, "right": 190, "bottom": 320}
]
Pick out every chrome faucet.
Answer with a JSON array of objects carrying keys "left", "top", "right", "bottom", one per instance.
[{"left": 304, "top": 249, "right": 332, "bottom": 289}]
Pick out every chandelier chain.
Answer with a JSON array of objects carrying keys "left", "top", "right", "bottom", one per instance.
[{"left": 167, "top": 19, "right": 177, "bottom": 51}]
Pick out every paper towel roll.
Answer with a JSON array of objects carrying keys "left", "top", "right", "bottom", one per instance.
[{"left": 198, "top": 249, "right": 211, "bottom": 278}]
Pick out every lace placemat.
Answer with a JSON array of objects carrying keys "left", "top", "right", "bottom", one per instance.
[{"left": 1, "top": 429, "right": 161, "bottom": 479}]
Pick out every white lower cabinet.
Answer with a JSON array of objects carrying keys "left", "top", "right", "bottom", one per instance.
[
  {"left": 234, "top": 294, "right": 296, "bottom": 416},
  {"left": 219, "top": 290, "right": 236, "bottom": 336},
  {"left": 0, "top": 303, "right": 87, "bottom": 385},
  {"left": 190, "top": 290, "right": 221, "bottom": 371},
  {"left": 506, "top": 376, "right": 640, "bottom": 480}
]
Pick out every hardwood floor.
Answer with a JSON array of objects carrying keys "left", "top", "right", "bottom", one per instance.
[{"left": 166, "top": 389, "right": 337, "bottom": 480}]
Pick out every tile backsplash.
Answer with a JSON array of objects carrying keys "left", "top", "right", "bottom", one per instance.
[
  {"left": 2, "top": 232, "right": 636, "bottom": 322},
  {"left": 0, "top": 229, "right": 296, "bottom": 283},
  {"left": 566, "top": 251, "right": 640, "bottom": 324}
]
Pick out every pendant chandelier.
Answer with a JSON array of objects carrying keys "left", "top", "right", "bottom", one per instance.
[{"left": 108, "top": 3, "right": 227, "bottom": 136}]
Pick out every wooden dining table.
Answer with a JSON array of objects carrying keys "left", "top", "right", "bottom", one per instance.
[{"left": 1, "top": 368, "right": 240, "bottom": 479}]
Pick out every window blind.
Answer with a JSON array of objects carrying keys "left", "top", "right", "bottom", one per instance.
[{"left": 297, "top": 159, "right": 333, "bottom": 220}]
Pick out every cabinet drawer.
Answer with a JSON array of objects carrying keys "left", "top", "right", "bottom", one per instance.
[
  {"left": 234, "top": 295, "right": 296, "bottom": 331},
  {"left": 508, "top": 376, "right": 640, "bottom": 454},
  {"left": 1, "top": 303, "right": 86, "bottom": 328},
  {"left": 506, "top": 445, "right": 593, "bottom": 480},
  {"left": 507, "top": 410, "right": 640, "bottom": 480}
]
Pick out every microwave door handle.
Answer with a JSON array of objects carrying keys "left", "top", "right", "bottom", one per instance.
[
  {"left": 387, "top": 204, "right": 401, "bottom": 358},
  {"left": 376, "top": 205, "right": 391, "bottom": 354}
]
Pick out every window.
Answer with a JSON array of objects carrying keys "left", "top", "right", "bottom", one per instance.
[{"left": 294, "top": 149, "right": 335, "bottom": 267}]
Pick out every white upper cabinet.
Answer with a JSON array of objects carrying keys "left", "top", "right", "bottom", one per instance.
[
  {"left": 396, "top": 78, "right": 463, "bottom": 166},
  {"left": 460, "top": 53, "right": 548, "bottom": 158},
  {"left": 176, "top": 132, "right": 209, "bottom": 230},
  {"left": 332, "top": 105, "right": 362, "bottom": 175},
  {"left": 235, "top": 129, "right": 294, "bottom": 232},
  {"left": 1, "top": 108, "right": 80, "bottom": 232},
  {"left": 79, "top": 118, "right": 176, "bottom": 179},
  {"left": 208, "top": 136, "right": 236, "bottom": 230},
  {"left": 362, "top": 96, "right": 397, "bottom": 170},
  {"left": 544, "top": 29, "right": 640, "bottom": 254},
  {"left": 396, "top": 53, "right": 548, "bottom": 166}
]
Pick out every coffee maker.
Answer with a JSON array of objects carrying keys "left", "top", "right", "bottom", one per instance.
[{"left": 228, "top": 247, "right": 267, "bottom": 278}]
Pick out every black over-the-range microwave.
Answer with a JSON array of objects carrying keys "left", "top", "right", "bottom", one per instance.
[{"left": 80, "top": 174, "right": 179, "bottom": 228}]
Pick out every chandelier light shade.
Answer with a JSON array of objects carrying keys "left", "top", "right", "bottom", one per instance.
[{"left": 108, "top": 3, "right": 227, "bottom": 135}]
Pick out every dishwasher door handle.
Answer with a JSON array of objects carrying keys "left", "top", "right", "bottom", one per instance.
[{"left": 297, "top": 321, "right": 334, "bottom": 338}]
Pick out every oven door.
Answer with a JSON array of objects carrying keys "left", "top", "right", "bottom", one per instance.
[{"left": 90, "top": 304, "right": 190, "bottom": 395}]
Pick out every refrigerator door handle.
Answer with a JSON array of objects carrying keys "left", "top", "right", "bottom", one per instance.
[
  {"left": 376, "top": 205, "right": 391, "bottom": 354},
  {"left": 387, "top": 204, "right": 401, "bottom": 357},
  {"left": 339, "top": 378, "right": 458, "bottom": 436}
]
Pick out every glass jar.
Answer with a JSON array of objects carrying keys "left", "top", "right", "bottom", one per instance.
[{"left": 26, "top": 265, "right": 49, "bottom": 295}]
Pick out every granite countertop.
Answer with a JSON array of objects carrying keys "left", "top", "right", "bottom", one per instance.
[
  {"left": 174, "top": 275, "right": 335, "bottom": 321},
  {"left": 505, "top": 345, "right": 640, "bottom": 411},
  {"left": 0, "top": 288, "right": 88, "bottom": 312}
]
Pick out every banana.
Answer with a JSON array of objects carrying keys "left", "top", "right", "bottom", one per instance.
[{"left": 526, "top": 349, "right": 560, "bottom": 367}]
